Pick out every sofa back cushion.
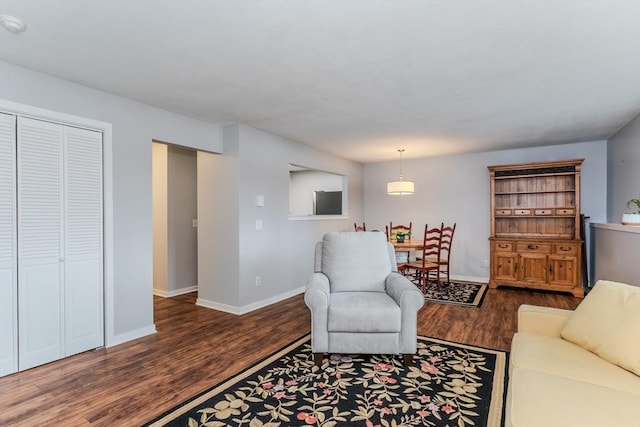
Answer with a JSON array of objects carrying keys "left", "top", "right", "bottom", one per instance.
[
  {"left": 561, "top": 280, "right": 640, "bottom": 376},
  {"left": 321, "top": 232, "right": 392, "bottom": 293}
]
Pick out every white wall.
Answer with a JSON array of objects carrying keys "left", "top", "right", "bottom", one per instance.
[
  {"left": 364, "top": 141, "right": 607, "bottom": 282},
  {"left": 197, "top": 150, "right": 240, "bottom": 308},
  {"left": 167, "top": 145, "right": 198, "bottom": 293},
  {"left": 197, "top": 124, "right": 364, "bottom": 313},
  {"left": 152, "top": 143, "right": 168, "bottom": 294},
  {"left": 607, "top": 113, "right": 640, "bottom": 222},
  {"left": 0, "top": 60, "right": 223, "bottom": 344},
  {"left": 591, "top": 224, "right": 640, "bottom": 286},
  {"left": 236, "top": 124, "right": 364, "bottom": 308}
]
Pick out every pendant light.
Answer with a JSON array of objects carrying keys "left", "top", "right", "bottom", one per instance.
[{"left": 387, "top": 149, "right": 415, "bottom": 195}]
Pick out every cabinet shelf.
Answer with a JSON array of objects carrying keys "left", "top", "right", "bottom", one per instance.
[
  {"left": 494, "top": 172, "right": 577, "bottom": 179},
  {"left": 495, "top": 215, "right": 575, "bottom": 219},
  {"left": 494, "top": 190, "right": 575, "bottom": 195}
]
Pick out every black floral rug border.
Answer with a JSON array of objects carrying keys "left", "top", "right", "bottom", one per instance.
[
  {"left": 145, "top": 334, "right": 507, "bottom": 427},
  {"left": 421, "top": 281, "right": 489, "bottom": 308}
]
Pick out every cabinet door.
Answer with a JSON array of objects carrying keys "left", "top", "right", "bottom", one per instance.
[
  {"left": 0, "top": 113, "right": 17, "bottom": 376},
  {"left": 64, "top": 126, "right": 103, "bottom": 356},
  {"left": 519, "top": 253, "right": 548, "bottom": 284},
  {"left": 493, "top": 252, "right": 518, "bottom": 282},
  {"left": 548, "top": 255, "right": 578, "bottom": 288},
  {"left": 17, "top": 117, "right": 64, "bottom": 371}
]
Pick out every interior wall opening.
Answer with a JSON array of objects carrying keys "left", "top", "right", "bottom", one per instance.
[{"left": 152, "top": 142, "right": 198, "bottom": 304}]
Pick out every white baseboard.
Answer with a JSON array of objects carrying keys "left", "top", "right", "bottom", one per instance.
[
  {"left": 196, "top": 286, "right": 306, "bottom": 315},
  {"left": 107, "top": 324, "right": 156, "bottom": 348},
  {"left": 451, "top": 275, "right": 489, "bottom": 284},
  {"left": 153, "top": 285, "right": 198, "bottom": 298}
]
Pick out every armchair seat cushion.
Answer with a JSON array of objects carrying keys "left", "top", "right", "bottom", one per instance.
[{"left": 328, "top": 292, "right": 401, "bottom": 333}]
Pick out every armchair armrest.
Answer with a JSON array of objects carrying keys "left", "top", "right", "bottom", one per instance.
[
  {"left": 386, "top": 272, "right": 424, "bottom": 354},
  {"left": 304, "top": 273, "right": 330, "bottom": 353},
  {"left": 304, "top": 273, "right": 330, "bottom": 310},
  {"left": 518, "top": 304, "right": 573, "bottom": 338},
  {"left": 385, "top": 272, "right": 424, "bottom": 311}
]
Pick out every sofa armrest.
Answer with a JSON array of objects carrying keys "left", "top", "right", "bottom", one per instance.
[{"left": 518, "top": 304, "right": 573, "bottom": 337}]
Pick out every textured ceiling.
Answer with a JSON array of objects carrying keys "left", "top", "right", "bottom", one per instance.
[{"left": 0, "top": 1, "right": 639, "bottom": 163}]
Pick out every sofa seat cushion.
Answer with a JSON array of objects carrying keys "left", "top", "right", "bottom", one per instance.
[
  {"left": 508, "top": 368, "right": 640, "bottom": 427},
  {"left": 328, "top": 292, "right": 401, "bottom": 333},
  {"left": 511, "top": 333, "right": 640, "bottom": 396}
]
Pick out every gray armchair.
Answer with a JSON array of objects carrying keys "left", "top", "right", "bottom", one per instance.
[{"left": 304, "top": 232, "right": 425, "bottom": 366}]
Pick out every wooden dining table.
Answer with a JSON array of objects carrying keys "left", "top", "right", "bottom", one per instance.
[{"left": 391, "top": 240, "right": 425, "bottom": 252}]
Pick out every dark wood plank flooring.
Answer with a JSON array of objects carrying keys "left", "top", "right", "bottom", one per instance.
[{"left": 0, "top": 286, "right": 581, "bottom": 426}]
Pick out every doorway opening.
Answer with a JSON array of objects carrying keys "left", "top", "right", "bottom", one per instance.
[{"left": 152, "top": 142, "right": 198, "bottom": 304}]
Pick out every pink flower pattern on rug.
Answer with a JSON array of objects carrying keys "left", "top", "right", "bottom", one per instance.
[{"left": 146, "top": 335, "right": 506, "bottom": 427}]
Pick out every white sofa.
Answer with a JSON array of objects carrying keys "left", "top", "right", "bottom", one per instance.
[{"left": 506, "top": 280, "right": 640, "bottom": 427}]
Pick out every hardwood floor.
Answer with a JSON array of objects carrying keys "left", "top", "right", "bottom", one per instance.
[{"left": 0, "top": 286, "right": 581, "bottom": 426}]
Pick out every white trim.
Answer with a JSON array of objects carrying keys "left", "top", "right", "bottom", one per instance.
[
  {"left": 108, "top": 325, "right": 156, "bottom": 348},
  {"left": 450, "top": 274, "right": 489, "bottom": 284},
  {"left": 288, "top": 215, "right": 348, "bottom": 221},
  {"left": 196, "top": 286, "right": 306, "bottom": 315},
  {"left": 0, "top": 99, "right": 116, "bottom": 348},
  {"left": 153, "top": 285, "right": 198, "bottom": 298}
]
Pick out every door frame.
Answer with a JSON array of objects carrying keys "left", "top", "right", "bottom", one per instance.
[{"left": 0, "top": 99, "right": 115, "bottom": 347}]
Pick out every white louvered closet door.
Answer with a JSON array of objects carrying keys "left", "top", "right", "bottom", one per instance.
[
  {"left": 17, "top": 117, "right": 65, "bottom": 370},
  {"left": 64, "top": 126, "right": 103, "bottom": 356},
  {"left": 17, "top": 117, "right": 104, "bottom": 371},
  {"left": 0, "top": 113, "right": 17, "bottom": 376}
]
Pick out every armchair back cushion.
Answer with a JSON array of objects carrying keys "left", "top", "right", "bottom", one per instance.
[{"left": 321, "top": 232, "right": 393, "bottom": 293}]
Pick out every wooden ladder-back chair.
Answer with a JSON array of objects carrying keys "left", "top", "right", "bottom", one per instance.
[
  {"left": 425, "top": 223, "right": 456, "bottom": 285},
  {"left": 387, "top": 222, "right": 412, "bottom": 241},
  {"left": 387, "top": 222, "right": 413, "bottom": 270},
  {"left": 402, "top": 224, "right": 442, "bottom": 293},
  {"left": 354, "top": 222, "right": 366, "bottom": 232}
]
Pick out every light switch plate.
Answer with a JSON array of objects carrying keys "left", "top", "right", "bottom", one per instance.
[
  {"left": 257, "top": 195, "right": 265, "bottom": 207},
  {"left": 256, "top": 220, "right": 263, "bottom": 230}
]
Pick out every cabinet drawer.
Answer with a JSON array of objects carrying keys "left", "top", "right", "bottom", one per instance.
[
  {"left": 495, "top": 209, "right": 512, "bottom": 216},
  {"left": 556, "top": 208, "right": 575, "bottom": 216},
  {"left": 516, "top": 242, "right": 551, "bottom": 253},
  {"left": 494, "top": 241, "right": 514, "bottom": 252},
  {"left": 554, "top": 243, "right": 578, "bottom": 255},
  {"left": 514, "top": 209, "right": 531, "bottom": 216},
  {"left": 534, "top": 209, "right": 553, "bottom": 216}
]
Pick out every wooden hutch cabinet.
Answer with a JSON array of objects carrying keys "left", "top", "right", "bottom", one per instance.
[{"left": 488, "top": 159, "right": 584, "bottom": 297}]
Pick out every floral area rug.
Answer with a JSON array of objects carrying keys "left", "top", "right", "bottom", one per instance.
[
  {"left": 145, "top": 335, "right": 507, "bottom": 427},
  {"left": 421, "top": 281, "right": 489, "bottom": 308}
]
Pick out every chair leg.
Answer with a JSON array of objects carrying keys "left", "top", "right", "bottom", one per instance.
[
  {"left": 403, "top": 354, "right": 413, "bottom": 367},
  {"left": 313, "top": 353, "right": 323, "bottom": 367}
]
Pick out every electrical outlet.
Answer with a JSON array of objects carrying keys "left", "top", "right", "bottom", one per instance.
[
  {"left": 482, "top": 260, "right": 490, "bottom": 268},
  {"left": 255, "top": 276, "right": 261, "bottom": 286}
]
